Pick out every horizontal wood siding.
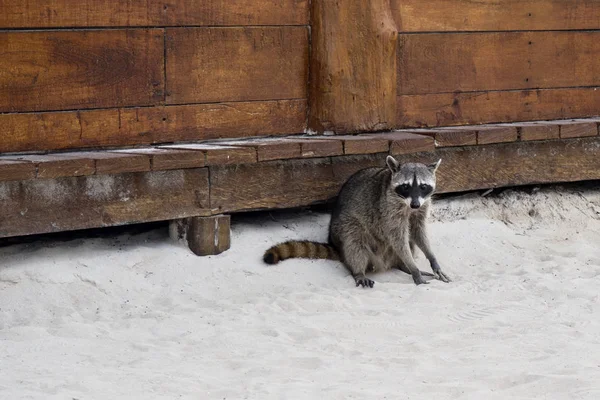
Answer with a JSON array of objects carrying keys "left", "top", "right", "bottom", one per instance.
[
  {"left": 398, "top": 32, "right": 600, "bottom": 95},
  {"left": 166, "top": 27, "right": 308, "bottom": 104},
  {"left": 0, "top": 30, "right": 164, "bottom": 113},
  {"left": 0, "top": 100, "right": 307, "bottom": 153},
  {"left": 0, "top": 0, "right": 309, "bottom": 27},
  {"left": 398, "top": 88, "right": 600, "bottom": 127},
  {"left": 395, "top": 1, "right": 600, "bottom": 126},
  {"left": 392, "top": 0, "right": 600, "bottom": 32}
]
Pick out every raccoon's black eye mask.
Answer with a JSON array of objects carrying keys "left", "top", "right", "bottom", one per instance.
[{"left": 394, "top": 182, "right": 433, "bottom": 198}]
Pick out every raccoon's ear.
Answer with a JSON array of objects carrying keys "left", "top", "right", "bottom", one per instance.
[
  {"left": 386, "top": 155, "right": 400, "bottom": 172},
  {"left": 428, "top": 159, "right": 442, "bottom": 173}
]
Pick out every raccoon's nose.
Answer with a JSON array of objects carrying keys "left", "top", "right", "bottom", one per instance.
[{"left": 410, "top": 200, "right": 420, "bottom": 209}]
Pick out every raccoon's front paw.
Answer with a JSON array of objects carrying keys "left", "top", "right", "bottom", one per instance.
[
  {"left": 412, "top": 272, "right": 429, "bottom": 285},
  {"left": 355, "top": 277, "right": 375, "bottom": 288},
  {"left": 431, "top": 261, "right": 451, "bottom": 283}
]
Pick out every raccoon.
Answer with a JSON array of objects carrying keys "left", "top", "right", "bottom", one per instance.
[{"left": 263, "top": 155, "right": 451, "bottom": 288}]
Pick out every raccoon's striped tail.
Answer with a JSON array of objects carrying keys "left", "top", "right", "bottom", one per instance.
[{"left": 263, "top": 240, "right": 339, "bottom": 265}]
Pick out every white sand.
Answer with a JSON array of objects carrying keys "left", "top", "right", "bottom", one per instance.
[{"left": 1, "top": 184, "right": 600, "bottom": 399}]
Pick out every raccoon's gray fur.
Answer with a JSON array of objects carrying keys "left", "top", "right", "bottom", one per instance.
[{"left": 263, "top": 155, "right": 451, "bottom": 288}]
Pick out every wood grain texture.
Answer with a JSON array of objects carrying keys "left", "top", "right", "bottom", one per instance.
[
  {"left": 0, "top": 168, "right": 210, "bottom": 238},
  {"left": 306, "top": 135, "right": 391, "bottom": 155},
  {"left": 308, "top": 0, "right": 398, "bottom": 133},
  {"left": 0, "top": 0, "right": 309, "bottom": 28},
  {"left": 558, "top": 121, "right": 598, "bottom": 139},
  {"left": 405, "top": 129, "right": 478, "bottom": 147},
  {"left": 214, "top": 138, "right": 302, "bottom": 162},
  {"left": 367, "top": 132, "right": 434, "bottom": 155},
  {"left": 3, "top": 154, "right": 95, "bottom": 179},
  {"left": 391, "top": 0, "right": 600, "bottom": 32},
  {"left": 398, "top": 32, "right": 600, "bottom": 95},
  {"left": 112, "top": 148, "right": 206, "bottom": 171},
  {"left": 166, "top": 27, "right": 308, "bottom": 104},
  {"left": 513, "top": 122, "right": 561, "bottom": 141},
  {"left": 170, "top": 215, "right": 231, "bottom": 256},
  {"left": 160, "top": 144, "right": 257, "bottom": 166},
  {"left": 60, "top": 152, "right": 151, "bottom": 175},
  {"left": 0, "top": 30, "right": 164, "bottom": 112},
  {"left": 0, "top": 160, "right": 36, "bottom": 182},
  {"left": 210, "top": 158, "right": 339, "bottom": 213},
  {"left": 0, "top": 100, "right": 307, "bottom": 153},
  {"left": 397, "top": 88, "right": 600, "bottom": 127},
  {"left": 282, "top": 138, "right": 344, "bottom": 158}
]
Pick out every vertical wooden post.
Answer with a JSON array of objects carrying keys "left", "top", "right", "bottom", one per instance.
[
  {"left": 169, "top": 215, "right": 231, "bottom": 256},
  {"left": 308, "top": 0, "right": 399, "bottom": 134}
]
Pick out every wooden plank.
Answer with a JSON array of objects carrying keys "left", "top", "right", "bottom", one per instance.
[
  {"left": 111, "top": 148, "right": 206, "bottom": 171},
  {"left": 515, "top": 122, "right": 561, "bottom": 142},
  {"left": 366, "top": 132, "right": 434, "bottom": 155},
  {"left": 558, "top": 121, "right": 598, "bottom": 139},
  {"left": 0, "top": 160, "right": 37, "bottom": 182},
  {"left": 397, "top": 88, "right": 600, "bottom": 127},
  {"left": 213, "top": 138, "right": 302, "bottom": 162},
  {"left": 0, "top": 100, "right": 307, "bottom": 153},
  {"left": 391, "top": 0, "right": 600, "bottom": 32},
  {"left": 282, "top": 138, "right": 344, "bottom": 158},
  {"left": 2, "top": 154, "right": 95, "bottom": 179},
  {"left": 0, "top": 30, "right": 164, "bottom": 113},
  {"left": 0, "top": 0, "right": 309, "bottom": 28},
  {"left": 160, "top": 144, "right": 257, "bottom": 166},
  {"left": 398, "top": 32, "right": 600, "bottom": 95},
  {"left": 166, "top": 27, "right": 308, "bottom": 104},
  {"left": 210, "top": 158, "right": 338, "bottom": 213},
  {"left": 0, "top": 168, "right": 210, "bottom": 238},
  {"left": 58, "top": 152, "right": 151, "bottom": 175},
  {"left": 308, "top": 0, "right": 398, "bottom": 133},
  {"left": 403, "top": 129, "right": 477, "bottom": 147},
  {"left": 410, "top": 137, "right": 600, "bottom": 194},
  {"left": 307, "top": 135, "right": 390, "bottom": 155}
]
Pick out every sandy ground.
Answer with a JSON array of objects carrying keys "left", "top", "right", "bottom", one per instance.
[{"left": 1, "top": 183, "right": 600, "bottom": 399}]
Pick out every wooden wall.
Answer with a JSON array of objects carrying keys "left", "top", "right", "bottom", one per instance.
[
  {"left": 0, "top": 1, "right": 309, "bottom": 153},
  {"left": 394, "top": 0, "right": 600, "bottom": 127}
]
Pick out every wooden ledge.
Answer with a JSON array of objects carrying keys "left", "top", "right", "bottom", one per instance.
[{"left": 0, "top": 118, "right": 598, "bottom": 186}]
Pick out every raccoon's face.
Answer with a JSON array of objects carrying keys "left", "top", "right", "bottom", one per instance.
[{"left": 386, "top": 156, "right": 441, "bottom": 210}]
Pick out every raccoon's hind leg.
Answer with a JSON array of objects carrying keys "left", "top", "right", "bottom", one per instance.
[{"left": 340, "top": 240, "right": 374, "bottom": 288}]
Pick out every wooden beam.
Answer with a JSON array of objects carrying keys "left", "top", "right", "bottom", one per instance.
[
  {"left": 0, "top": 0, "right": 309, "bottom": 28},
  {"left": 0, "top": 168, "right": 210, "bottom": 238},
  {"left": 166, "top": 27, "right": 308, "bottom": 104},
  {"left": 398, "top": 88, "right": 600, "bottom": 127},
  {"left": 0, "top": 30, "right": 164, "bottom": 113},
  {"left": 391, "top": 0, "right": 600, "bottom": 32},
  {"left": 0, "top": 100, "right": 307, "bottom": 153},
  {"left": 170, "top": 215, "right": 231, "bottom": 256},
  {"left": 308, "top": 0, "right": 398, "bottom": 133},
  {"left": 398, "top": 32, "right": 600, "bottom": 95}
]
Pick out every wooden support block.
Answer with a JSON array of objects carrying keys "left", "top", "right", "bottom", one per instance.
[
  {"left": 111, "top": 148, "right": 206, "bottom": 171},
  {"left": 0, "top": 160, "right": 36, "bottom": 182},
  {"left": 214, "top": 138, "right": 302, "bottom": 162},
  {"left": 160, "top": 144, "right": 257, "bottom": 165},
  {"left": 366, "top": 132, "right": 434, "bottom": 155},
  {"left": 404, "top": 128, "right": 478, "bottom": 147},
  {"left": 169, "top": 215, "right": 231, "bottom": 256},
  {"left": 3, "top": 154, "right": 96, "bottom": 179}
]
